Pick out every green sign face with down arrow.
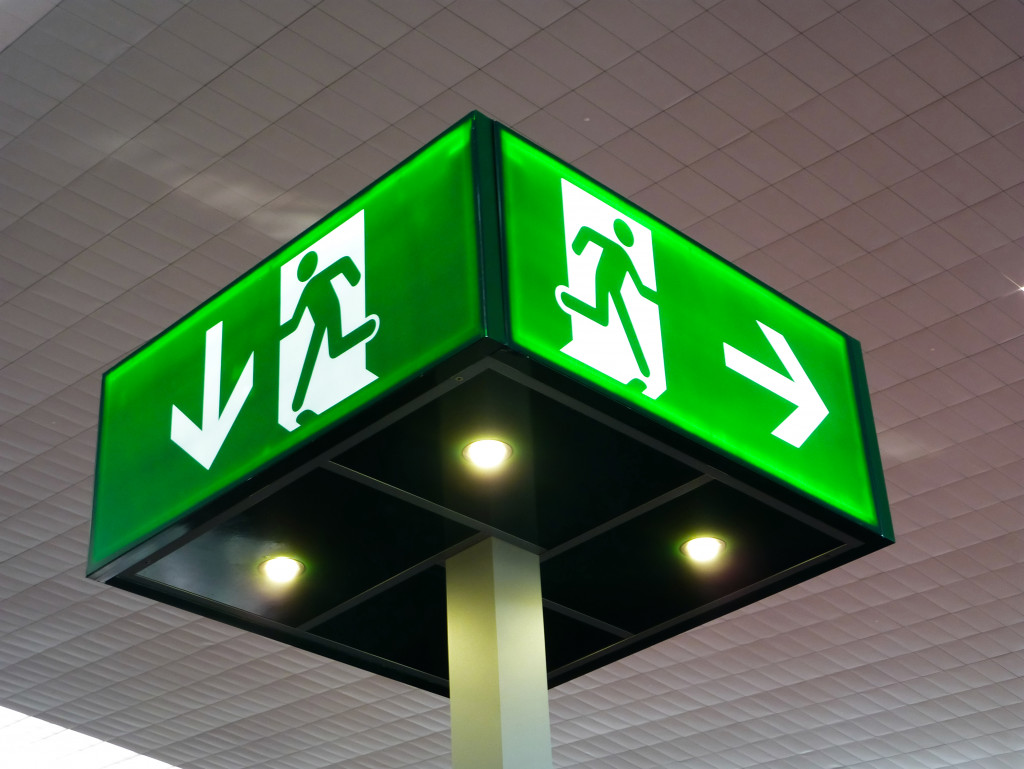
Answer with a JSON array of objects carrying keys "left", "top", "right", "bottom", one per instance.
[
  {"left": 91, "top": 120, "right": 482, "bottom": 571},
  {"left": 500, "top": 129, "right": 882, "bottom": 531}
]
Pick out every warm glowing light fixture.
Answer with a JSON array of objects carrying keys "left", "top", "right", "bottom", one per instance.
[
  {"left": 260, "top": 556, "right": 304, "bottom": 583},
  {"left": 682, "top": 537, "right": 726, "bottom": 563},
  {"left": 462, "top": 439, "right": 513, "bottom": 469}
]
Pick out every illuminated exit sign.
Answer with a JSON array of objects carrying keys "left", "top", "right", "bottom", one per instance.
[{"left": 91, "top": 113, "right": 890, "bottom": 693}]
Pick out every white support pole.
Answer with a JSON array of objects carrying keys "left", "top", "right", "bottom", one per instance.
[{"left": 446, "top": 537, "right": 553, "bottom": 769}]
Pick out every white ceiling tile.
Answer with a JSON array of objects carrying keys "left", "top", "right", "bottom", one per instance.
[
  {"left": 911, "top": 98, "right": 989, "bottom": 154},
  {"left": 513, "top": 109, "right": 596, "bottom": 162},
  {"left": 675, "top": 11, "right": 761, "bottom": 71},
  {"left": 420, "top": 87, "right": 478, "bottom": 125},
  {"left": 887, "top": 0, "right": 965, "bottom": 33},
  {"left": 891, "top": 171, "right": 965, "bottom": 220},
  {"left": 452, "top": 70, "right": 537, "bottom": 125},
  {"left": 263, "top": 23, "right": 360, "bottom": 83},
  {"left": 974, "top": 194, "right": 1024, "bottom": 241},
  {"left": 577, "top": 72, "right": 659, "bottom": 127},
  {"left": 660, "top": 166, "right": 736, "bottom": 216},
  {"left": 644, "top": 31, "right": 727, "bottom": 91},
  {"left": 734, "top": 246, "right": 803, "bottom": 290},
  {"left": 841, "top": 0, "right": 928, "bottom": 54},
  {"left": 904, "top": 223, "right": 976, "bottom": 270},
  {"left": 925, "top": 156, "right": 1001, "bottom": 206},
  {"left": 743, "top": 186, "right": 817, "bottom": 233},
  {"left": 877, "top": 115, "right": 956, "bottom": 169},
  {"left": 680, "top": 216, "right": 756, "bottom": 259},
  {"left": 319, "top": 0, "right": 411, "bottom": 47},
  {"left": 668, "top": 92, "right": 748, "bottom": 147},
  {"left": 303, "top": 87, "right": 390, "bottom": 140},
  {"left": 825, "top": 204, "right": 897, "bottom": 251},
  {"left": 189, "top": 0, "right": 281, "bottom": 46},
  {"left": 808, "top": 151, "right": 885, "bottom": 201},
  {"left": 713, "top": 0, "right": 799, "bottom": 51},
  {"left": 544, "top": 90, "right": 627, "bottom": 143},
  {"left": 571, "top": 146, "right": 650, "bottom": 196},
  {"left": 897, "top": 36, "right": 978, "bottom": 96},
  {"left": 388, "top": 29, "right": 475, "bottom": 87},
  {"left": 774, "top": 168, "right": 852, "bottom": 217},
  {"left": 603, "top": 130, "right": 681, "bottom": 182},
  {"left": 448, "top": 0, "right": 539, "bottom": 47},
  {"left": 793, "top": 219, "right": 866, "bottom": 266},
  {"left": 608, "top": 53, "right": 690, "bottom": 111},
  {"left": 331, "top": 67, "right": 419, "bottom": 122},
  {"left": 514, "top": 30, "right": 600, "bottom": 89},
  {"left": 805, "top": 13, "right": 889, "bottom": 73},
  {"left": 791, "top": 95, "right": 869, "bottom": 150},
  {"left": 635, "top": 111, "right": 713, "bottom": 163},
  {"left": 857, "top": 189, "right": 930, "bottom": 236},
  {"left": 824, "top": 76, "right": 902, "bottom": 131},
  {"left": 701, "top": 74, "right": 785, "bottom": 130},
  {"left": 183, "top": 88, "right": 268, "bottom": 140},
  {"left": 712, "top": 202, "right": 786, "bottom": 249},
  {"left": 418, "top": 8, "right": 505, "bottom": 68},
  {"left": 723, "top": 132, "right": 800, "bottom": 182},
  {"left": 933, "top": 15, "right": 1017, "bottom": 77},
  {"left": 948, "top": 79, "right": 1024, "bottom": 136},
  {"left": 630, "top": 183, "right": 702, "bottom": 230},
  {"left": 758, "top": 0, "right": 833, "bottom": 31},
  {"left": 975, "top": 0, "right": 1024, "bottom": 57},
  {"left": 483, "top": 51, "right": 566, "bottom": 107},
  {"left": 735, "top": 54, "right": 816, "bottom": 112}
]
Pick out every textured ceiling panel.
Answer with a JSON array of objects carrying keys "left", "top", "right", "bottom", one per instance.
[{"left": 1, "top": 1, "right": 1023, "bottom": 767}]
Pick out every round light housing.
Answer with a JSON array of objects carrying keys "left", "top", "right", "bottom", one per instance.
[
  {"left": 682, "top": 537, "right": 726, "bottom": 563},
  {"left": 462, "top": 439, "right": 513, "bottom": 470},
  {"left": 260, "top": 556, "right": 304, "bottom": 583}
]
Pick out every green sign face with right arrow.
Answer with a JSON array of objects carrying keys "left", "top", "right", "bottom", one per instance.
[{"left": 500, "top": 129, "right": 883, "bottom": 531}]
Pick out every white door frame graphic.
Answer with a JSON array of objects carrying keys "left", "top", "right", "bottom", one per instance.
[
  {"left": 278, "top": 210, "right": 379, "bottom": 432},
  {"left": 555, "top": 180, "right": 666, "bottom": 399}
]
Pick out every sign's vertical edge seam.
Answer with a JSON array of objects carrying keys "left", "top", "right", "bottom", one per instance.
[
  {"left": 848, "top": 335, "right": 894, "bottom": 542},
  {"left": 470, "top": 112, "right": 508, "bottom": 346}
]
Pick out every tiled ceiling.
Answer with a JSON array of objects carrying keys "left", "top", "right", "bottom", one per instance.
[{"left": 1, "top": 0, "right": 1022, "bottom": 766}]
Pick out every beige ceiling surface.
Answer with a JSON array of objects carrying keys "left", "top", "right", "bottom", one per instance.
[{"left": 1, "top": 0, "right": 1022, "bottom": 767}]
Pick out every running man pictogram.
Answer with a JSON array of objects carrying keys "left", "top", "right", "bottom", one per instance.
[
  {"left": 557, "top": 218, "right": 658, "bottom": 378},
  {"left": 281, "top": 250, "right": 377, "bottom": 414},
  {"left": 555, "top": 179, "right": 666, "bottom": 399}
]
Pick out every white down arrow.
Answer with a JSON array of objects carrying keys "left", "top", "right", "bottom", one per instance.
[
  {"left": 723, "top": 321, "right": 828, "bottom": 448},
  {"left": 170, "top": 322, "right": 254, "bottom": 469}
]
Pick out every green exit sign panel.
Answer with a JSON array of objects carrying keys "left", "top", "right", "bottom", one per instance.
[
  {"left": 91, "top": 119, "right": 482, "bottom": 571},
  {"left": 500, "top": 129, "right": 883, "bottom": 532},
  {"left": 91, "top": 114, "right": 890, "bottom": 694}
]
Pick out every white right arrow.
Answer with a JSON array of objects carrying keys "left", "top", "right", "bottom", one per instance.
[
  {"left": 170, "top": 322, "right": 254, "bottom": 469},
  {"left": 723, "top": 321, "right": 828, "bottom": 448}
]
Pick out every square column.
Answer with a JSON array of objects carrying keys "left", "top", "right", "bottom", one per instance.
[{"left": 446, "top": 538, "right": 553, "bottom": 769}]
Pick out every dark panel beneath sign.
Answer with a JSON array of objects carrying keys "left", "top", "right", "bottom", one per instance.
[
  {"left": 541, "top": 481, "right": 843, "bottom": 633},
  {"left": 120, "top": 358, "right": 881, "bottom": 696},
  {"left": 335, "top": 369, "right": 700, "bottom": 550},
  {"left": 136, "top": 469, "right": 477, "bottom": 628}
]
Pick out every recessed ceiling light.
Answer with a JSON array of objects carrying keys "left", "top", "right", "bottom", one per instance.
[
  {"left": 462, "top": 439, "right": 513, "bottom": 470},
  {"left": 260, "top": 556, "right": 304, "bottom": 583},
  {"left": 682, "top": 537, "right": 726, "bottom": 563}
]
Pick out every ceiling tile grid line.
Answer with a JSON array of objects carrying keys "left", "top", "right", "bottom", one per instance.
[{"left": 0, "top": 1, "right": 1023, "bottom": 767}]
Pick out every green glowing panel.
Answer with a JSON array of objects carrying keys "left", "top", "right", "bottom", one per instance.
[
  {"left": 500, "top": 129, "right": 882, "bottom": 531},
  {"left": 91, "top": 119, "right": 482, "bottom": 571}
]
